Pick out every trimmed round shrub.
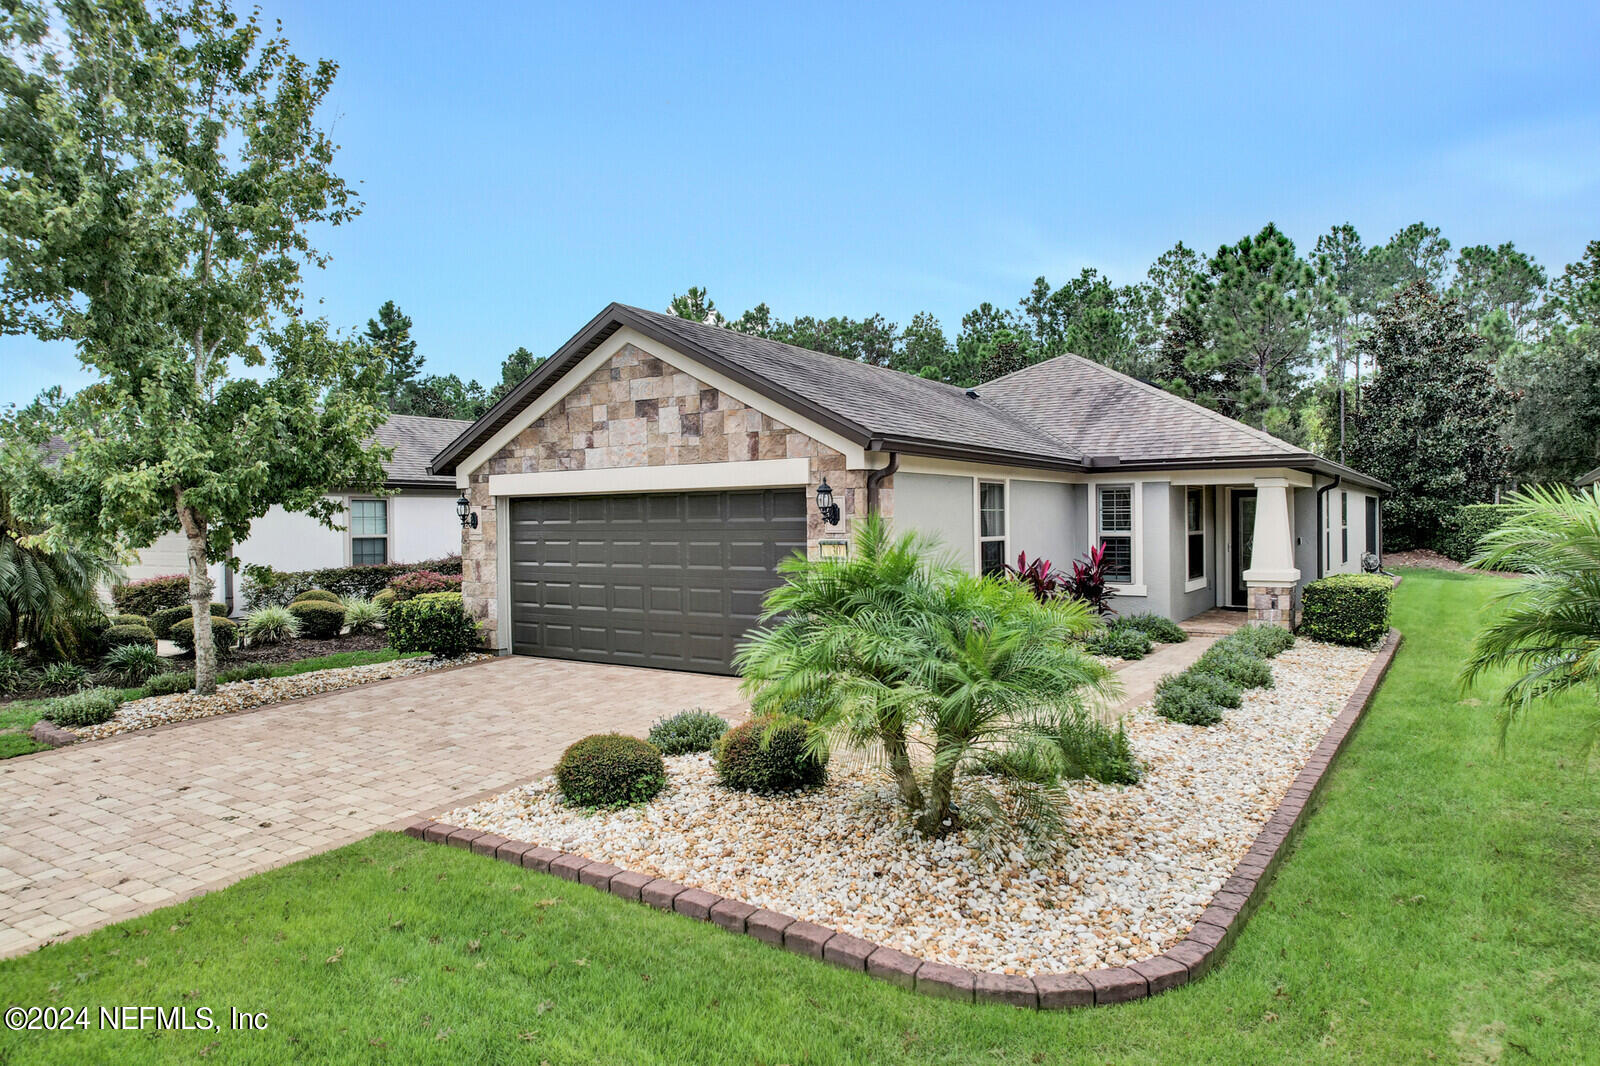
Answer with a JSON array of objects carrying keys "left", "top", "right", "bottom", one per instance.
[
  {"left": 292, "top": 588, "right": 342, "bottom": 605},
  {"left": 1112, "top": 612, "right": 1188, "bottom": 644},
  {"left": 1231, "top": 623, "right": 1296, "bottom": 659},
  {"left": 110, "top": 613, "right": 150, "bottom": 629},
  {"left": 555, "top": 733, "right": 667, "bottom": 807},
  {"left": 140, "top": 670, "right": 196, "bottom": 696},
  {"left": 243, "top": 605, "right": 301, "bottom": 645},
  {"left": 373, "top": 588, "right": 397, "bottom": 608},
  {"left": 43, "top": 686, "right": 123, "bottom": 727},
  {"left": 169, "top": 615, "right": 239, "bottom": 653},
  {"left": 38, "top": 661, "right": 90, "bottom": 693},
  {"left": 1196, "top": 647, "right": 1274, "bottom": 689},
  {"left": 1154, "top": 678, "right": 1224, "bottom": 726},
  {"left": 287, "top": 601, "right": 346, "bottom": 640},
  {"left": 1083, "top": 626, "right": 1153, "bottom": 660},
  {"left": 150, "top": 603, "right": 227, "bottom": 639},
  {"left": 647, "top": 709, "right": 729, "bottom": 754},
  {"left": 714, "top": 716, "right": 827, "bottom": 794},
  {"left": 1300, "top": 574, "right": 1393, "bottom": 647},
  {"left": 386, "top": 592, "right": 479, "bottom": 659},
  {"left": 98, "top": 643, "right": 166, "bottom": 687},
  {"left": 388, "top": 569, "right": 461, "bottom": 602},
  {"left": 101, "top": 624, "right": 157, "bottom": 650},
  {"left": 341, "top": 596, "right": 386, "bottom": 635}
]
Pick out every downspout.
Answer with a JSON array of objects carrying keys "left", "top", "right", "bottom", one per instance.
[
  {"left": 866, "top": 451, "right": 899, "bottom": 515},
  {"left": 1314, "top": 474, "right": 1341, "bottom": 579}
]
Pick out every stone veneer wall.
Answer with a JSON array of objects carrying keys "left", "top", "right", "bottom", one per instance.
[{"left": 458, "top": 342, "right": 889, "bottom": 648}]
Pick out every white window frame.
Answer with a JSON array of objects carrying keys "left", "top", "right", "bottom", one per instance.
[
  {"left": 975, "top": 480, "right": 1008, "bottom": 577},
  {"left": 348, "top": 496, "right": 390, "bottom": 566},
  {"left": 1094, "top": 483, "right": 1143, "bottom": 594},
  {"left": 1184, "top": 486, "right": 1207, "bottom": 592},
  {"left": 1340, "top": 490, "right": 1349, "bottom": 565}
]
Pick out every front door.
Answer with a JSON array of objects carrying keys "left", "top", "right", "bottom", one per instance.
[{"left": 1230, "top": 489, "right": 1257, "bottom": 607}]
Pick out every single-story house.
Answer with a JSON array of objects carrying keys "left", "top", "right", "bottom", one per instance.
[
  {"left": 122, "top": 413, "right": 470, "bottom": 611},
  {"left": 429, "top": 304, "right": 1389, "bottom": 675}
]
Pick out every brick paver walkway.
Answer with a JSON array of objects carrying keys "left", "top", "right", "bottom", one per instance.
[{"left": 0, "top": 657, "right": 746, "bottom": 958}]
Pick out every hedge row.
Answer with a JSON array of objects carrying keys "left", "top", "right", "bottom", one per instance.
[
  {"left": 241, "top": 555, "right": 462, "bottom": 608},
  {"left": 1435, "top": 503, "right": 1515, "bottom": 564},
  {"left": 110, "top": 574, "right": 190, "bottom": 616}
]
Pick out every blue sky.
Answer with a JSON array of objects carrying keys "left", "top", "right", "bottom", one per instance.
[{"left": 4, "top": 0, "right": 1598, "bottom": 405}]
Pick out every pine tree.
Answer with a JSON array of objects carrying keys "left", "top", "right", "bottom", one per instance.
[{"left": 364, "top": 301, "right": 423, "bottom": 410}]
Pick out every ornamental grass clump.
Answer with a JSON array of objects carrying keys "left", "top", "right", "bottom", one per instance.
[
  {"left": 555, "top": 733, "right": 666, "bottom": 808},
  {"left": 37, "top": 661, "right": 89, "bottom": 693},
  {"left": 736, "top": 515, "right": 1119, "bottom": 856},
  {"left": 340, "top": 596, "right": 386, "bottom": 635},
  {"left": 243, "top": 605, "right": 301, "bottom": 645},
  {"left": 98, "top": 643, "right": 165, "bottom": 687},
  {"left": 0, "top": 651, "right": 30, "bottom": 694},
  {"left": 713, "top": 716, "right": 827, "bottom": 794},
  {"left": 647, "top": 709, "right": 729, "bottom": 755}
]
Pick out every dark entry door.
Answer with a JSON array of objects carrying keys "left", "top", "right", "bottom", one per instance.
[
  {"left": 1230, "top": 489, "right": 1257, "bottom": 607},
  {"left": 507, "top": 489, "right": 806, "bottom": 675}
]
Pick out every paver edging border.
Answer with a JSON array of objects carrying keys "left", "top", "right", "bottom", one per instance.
[{"left": 403, "top": 627, "right": 1403, "bottom": 1010}]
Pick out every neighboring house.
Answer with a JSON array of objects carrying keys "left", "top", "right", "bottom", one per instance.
[
  {"left": 430, "top": 304, "right": 1389, "bottom": 675},
  {"left": 121, "top": 413, "right": 470, "bottom": 611}
]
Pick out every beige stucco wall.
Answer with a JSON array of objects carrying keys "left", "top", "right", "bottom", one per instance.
[{"left": 458, "top": 342, "right": 881, "bottom": 648}]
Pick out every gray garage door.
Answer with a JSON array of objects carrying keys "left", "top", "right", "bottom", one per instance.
[{"left": 507, "top": 490, "right": 806, "bottom": 674}]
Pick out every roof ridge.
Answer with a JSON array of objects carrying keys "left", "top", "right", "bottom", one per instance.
[{"left": 985, "top": 353, "right": 1306, "bottom": 457}]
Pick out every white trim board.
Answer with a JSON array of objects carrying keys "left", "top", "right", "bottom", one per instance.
[
  {"left": 455, "top": 327, "right": 868, "bottom": 486},
  {"left": 487, "top": 458, "right": 811, "bottom": 499}
]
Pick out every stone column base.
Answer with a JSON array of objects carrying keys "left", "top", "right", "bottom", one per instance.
[{"left": 1246, "top": 584, "right": 1296, "bottom": 626}]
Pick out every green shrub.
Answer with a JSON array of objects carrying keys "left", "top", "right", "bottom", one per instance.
[
  {"left": 1196, "top": 646, "right": 1275, "bottom": 689},
  {"left": 169, "top": 615, "right": 239, "bottom": 653},
  {"left": 1153, "top": 677, "right": 1224, "bottom": 726},
  {"left": 373, "top": 588, "right": 397, "bottom": 608},
  {"left": 647, "top": 710, "right": 729, "bottom": 754},
  {"left": 150, "top": 603, "right": 227, "bottom": 639},
  {"left": 140, "top": 670, "right": 195, "bottom": 696},
  {"left": 1300, "top": 574, "right": 1393, "bottom": 647},
  {"left": 240, "top": 556, "right": 463, "bottom": 608},
  {"left": 1112, "top": 612, "right": 1188, "bottom": 644},
  {"left": 1083, "top": 626, "right": 1153, "bottom": 660},
  {"left": 102, "top": 623, "right": 157, "bottom": 650},
  {"left": 219, "top": 663, "right": 274, "bottom": 683},
  {"left": 341, "top": 596, "right": 386, "bottom": 635},
  {"left": 98, "top": 643, "right": 165, "bottom": 686},
  {"left": 387, "top": 569, "right": 461, "bottom": 601},
  {"left": 287, "top": 601, "right": 345, "bottom": 640},
  {"left": 110, "top": 613, "right": 149, "bottom": 628},
  {"left": 291, "top": 588, "right": 342, "bottom": 605},
  {"left": 1051, "top": 709, "right": 1141, "bottom": 785},
  {"left": 386, "top": 592, "right": 479, "bottom": 658},
  {"left": 0, "top": 651, "right": 33, "bottom": 694},
  {"left": 42, "top": 686, "right": 123, "bottom": 727},
  {"left": 714, "top": 716, "right": 828, "bottom": 794},
  {"left": 37, "top": 661, "right": 90, "bottom": 692},
  {"left": 1173, "top": 668, "right": 1244, "bottom": 709},
  {"left": 555, "top": 733, "right": 667, "bottom": 807},
  {"left": 242, "top": 605, "right": 301, "bottom": 645},
  {"left": 1436, "top": 503, "right": 1515, "bottom": 564},
  {"left": 110, "top": 574, "right": 189, "bottom": 616},
  {"left": 1229, "top": 623, "right": 1296, "bottom": 659}
]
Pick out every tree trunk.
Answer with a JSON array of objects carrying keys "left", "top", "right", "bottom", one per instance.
[
  {"left": 176, "top": 493, "right": 218, "bottom": 695},
  {"left": 915, "top": 741, "right": 959, "bottom": 838},
  {"left": 880, "top": 720, "right": 925, "bottom": 816}
]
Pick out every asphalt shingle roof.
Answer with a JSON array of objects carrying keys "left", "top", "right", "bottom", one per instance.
[{"left": 373, "top": 413, "right": 472, "bottom": 487}]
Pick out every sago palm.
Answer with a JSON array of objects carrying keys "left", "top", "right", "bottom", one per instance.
[{"left": 1460, "top": 484, "right": 1600, "bottom": 748}]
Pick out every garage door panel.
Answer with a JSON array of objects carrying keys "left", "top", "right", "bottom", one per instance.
[{"left": 509, "top": 489, "right": 804, "bottom": 674}]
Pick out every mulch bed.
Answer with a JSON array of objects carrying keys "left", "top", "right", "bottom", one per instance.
[
  {"left": 1383, "top": 549, "right": 1521, "bottom": 578},
  {"left": 178, "top": 632, "right": 389, "bottom": 665}
]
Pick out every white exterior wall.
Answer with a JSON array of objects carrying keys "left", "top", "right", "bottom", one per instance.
[
  {"left": 1321, "top": 487, "right": 1378, "bottom": 575},
  {"left": 388, "top": 491, "right": 463, "bottom": 563}
]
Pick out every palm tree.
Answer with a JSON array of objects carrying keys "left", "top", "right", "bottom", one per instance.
[
  {"left": 736, "top": 515, "right": 1118, "bottom": 853},
  {"left": 1460, "top": 485, "right": 1600, "bottom": 748},
  {"left": 0, "top": 486, "right": 116, "bottom": 657}
]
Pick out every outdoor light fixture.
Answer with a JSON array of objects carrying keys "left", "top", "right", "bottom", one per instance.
[
  {"left": 456, "top": 492, "right": 478, "bottom": 530},
  {"left": 815, "top": 479, "right": 840, "bottom": 527}
]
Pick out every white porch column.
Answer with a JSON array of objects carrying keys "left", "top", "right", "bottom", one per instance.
[{"left": 1242, "top": 476, "right": 1300, "bottom": 625}]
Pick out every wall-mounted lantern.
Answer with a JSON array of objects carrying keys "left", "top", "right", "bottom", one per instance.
[
  {"left": 815, "top": 479, "right": 841, "bottom": 527},
  {"left": 456, "top": 492, "right": 479, "bottom": 530}
]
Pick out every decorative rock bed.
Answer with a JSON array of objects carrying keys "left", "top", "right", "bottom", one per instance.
[
  {"left": 65, "top": 654, "right": 490, "bottom": 742},
  {"left": 440, "top": 638, "right": 1384, "bottom": 987}
]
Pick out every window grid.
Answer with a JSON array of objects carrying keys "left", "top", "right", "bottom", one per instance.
[
  {"left": 978, "top": 482, "right": 1007, "bottom": 577},
  {"left": 1097, "top": 486, "right": 1134, "bottom": 584},
  {"left": 351, "top": 499, "right": 388, "bottom": 566},
  {"left": 1186, "top": 487, "right": 1205, "bottom": 582}
]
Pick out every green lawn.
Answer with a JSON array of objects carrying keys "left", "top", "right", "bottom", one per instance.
[
  {"left": 1, "top": 570, "right": 1596, "bottom": 1064},
  {"left": 0, "top": 648, "right": 418, "bottom": 760}
]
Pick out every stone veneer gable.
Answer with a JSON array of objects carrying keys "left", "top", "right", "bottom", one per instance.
[{"left": 457, "top": 342, "right": 886, "bottom": 648}]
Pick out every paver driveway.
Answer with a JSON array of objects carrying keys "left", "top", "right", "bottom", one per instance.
[{"left": 0, "top": 657, "right": 746, "bottom": 958}]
